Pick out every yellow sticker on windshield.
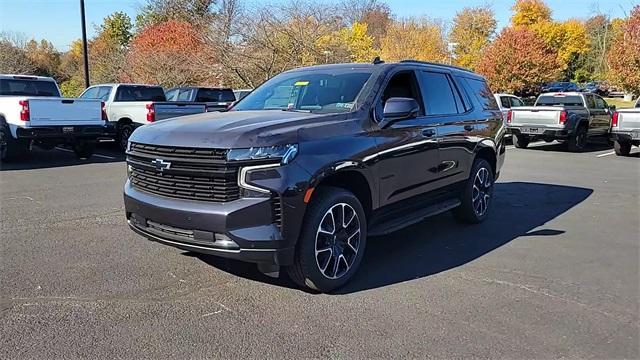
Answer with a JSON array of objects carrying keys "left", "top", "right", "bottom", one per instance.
[{"left": 294, "top": 81, "right": 309, "bottom": 86}]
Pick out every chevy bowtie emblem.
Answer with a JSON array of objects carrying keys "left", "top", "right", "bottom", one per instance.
[{"left": 152, "top": 158, "right": 171, "bottom": 172}]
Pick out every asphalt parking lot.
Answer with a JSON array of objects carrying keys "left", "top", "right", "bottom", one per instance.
[{"left": 1, "top": 141, "right": 638, "bottom": 358}]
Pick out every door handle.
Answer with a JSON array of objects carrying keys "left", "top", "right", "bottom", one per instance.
[
  {"left": 422, "top": 128, "right": 436, "bottom": 137},
  {"left": 464, "top": 125, "right": 474, "bottom": 132}
]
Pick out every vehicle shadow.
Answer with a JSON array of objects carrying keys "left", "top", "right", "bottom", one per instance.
[
  {"left": 0, "top": 142, "right": 124, "bottom": 171},
  {"left": 524, "top": 139, "right": 612, "bottom": 153},
  {"left": 192, "top": 182, "right": 593, "bottom": 294}
]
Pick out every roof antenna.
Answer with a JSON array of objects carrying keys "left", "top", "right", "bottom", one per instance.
[{"left": 372, "top": 56, "right": 384, "bottom": 65}]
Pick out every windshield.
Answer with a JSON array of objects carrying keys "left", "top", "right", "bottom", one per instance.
[
  {"left": 536, "top": 95, "right": 584, "bottom": 106},
  {"left": 0, "top": 79, "right": 60, "bottom": 97},
  {"left": 233, "top": 70, "right": 373, "bottom": 114}
]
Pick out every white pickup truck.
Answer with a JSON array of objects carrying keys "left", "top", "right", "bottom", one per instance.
[
  {"left": 611, "top": 98, "right": 640, "bottom": 156},
  {"left": 507, "top": 92, "right": 612, "bottom": 152},
  {"left": 0, "top": 74, "right": 105, "bottom": 161},
  {"left": 80, "top": 84, "right": 206, "bottom": 150}
]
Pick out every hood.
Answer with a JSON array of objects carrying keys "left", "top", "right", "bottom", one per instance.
[{"left": 129, "top": 109, "right": 347, "bottom": 149}]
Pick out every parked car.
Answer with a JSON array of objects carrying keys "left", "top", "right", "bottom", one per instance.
[
  {"left": 233, "top": 89, "right": 252, "bottom": 102},
  {"left": 0, "top": 74, "right": 105, "bottom": 161},
  {"left": 494, "top": 93, "right": 525, "bottom": 122},
  {"left": 123, "top": 60, "right": 505, "bottom": 292},
  {"left": 541, "top": 82, "right": 579, "bottom": 93},
  {"left": 80, "top": 84, "right": 207, "bottom": 150},
  {"left": 165, "top": 87, "right": 236, "bottom": 112},
  {"left": 507, "top": 92, "right": 613, "bottom": 152},
  {"left": 580, "top": 81, "right": 609, "bottom": 96},
  {"left": 610, "top": 98, "right": 640, "bottom": 156}
]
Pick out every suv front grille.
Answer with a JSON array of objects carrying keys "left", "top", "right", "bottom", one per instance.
[{"left": 127, "top": 142, "right": 240, "bottom": 202}]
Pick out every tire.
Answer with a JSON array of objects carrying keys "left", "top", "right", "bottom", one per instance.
[
  {"left": 73, "top": 141, "right": 96, "bottom": 159},
  {"left": 0, "top": 124, "right": 28, "bottom": 162},
  {"left": 287, "top": 187, "right": 367, "bottom": 293},
  {"left": 453, "top": 158, "right": 494, "bottom": 224},
  {"left": 513, "top": 134, "right": 529, "bottom": 149},
  {"left": 117, "top": 124, "right": 133, "bottom": 151},
  {"left": 614, "top": 140, "right": 631, "bottom": 156},
  {"left": 567, "top": 126, "right": 588, "bottom": 152}
]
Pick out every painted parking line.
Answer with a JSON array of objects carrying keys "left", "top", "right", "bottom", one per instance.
[
  {"left": 596, "top": 151, "right": 616, "bottom": 158},
  {"left": 55, "top": 147, "right": 116, "bottom": 160}
]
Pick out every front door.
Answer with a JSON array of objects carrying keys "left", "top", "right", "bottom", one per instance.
[{"left": 370, "top": 69, "right": 440, "bottom": 207}]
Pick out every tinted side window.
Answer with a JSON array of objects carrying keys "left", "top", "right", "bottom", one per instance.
[
  {"left": 177, "top": 89, "right": 192, "bottom": 101},
  {"left": 462, "top": 78, "right": 498, "bottom": 110},
  {"left": 419, "top": 71, "right": 459, "bottom": 115},
  {"left": 80, "top": 87, "right": 99, "bottom": 99},
  {"left": 594, "top": 96, "right": 607, "bottom": 109},
  {"left": 500, "top": 96, "right": 511, "bottom": 108},
  {"left": 636, "top": 100, "right": 640, "bottom": 108},
  {"left": 510, "top": 97, "right": 524, "bottom": 107},
  {"left": 197, "top": 89, "right": 236, "bottom": 102},
  {"left": 165, "top": 89, "right": 178, "bottom": 101},
  {"left": 97, "top": 86, "right": 111, "bottom": 101},
  {"left": 585, "top": 95, "right": 596, "bottom": 108}
]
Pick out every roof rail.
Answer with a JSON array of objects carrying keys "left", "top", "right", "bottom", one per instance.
[{"left": 399, "top": 60, "right": 472, "bottom": 73}]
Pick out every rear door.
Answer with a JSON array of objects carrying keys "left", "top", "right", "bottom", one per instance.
[
  {"left": 417, "top": 70, "right": 477, "bottom": 186},
  {"left": 592, "top": 95, "right": 612, "bottom": 133}
]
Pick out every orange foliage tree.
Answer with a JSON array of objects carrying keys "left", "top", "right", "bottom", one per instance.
[
  {"left": 607, "top": 6, "right": 640, "bottom": 95},
  {"left": 125, "top": 20, "right": 216, "bottom": 86},
  {"left": 477, "top": 27, "right": 562, "bottom": 96}
]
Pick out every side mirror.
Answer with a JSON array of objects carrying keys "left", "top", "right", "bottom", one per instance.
[
  {"left": 381, "top": 97, "right": 420, "bottom": 125},
  {"left": 609, "top": 105, "right": 616, "bottom": 111}
]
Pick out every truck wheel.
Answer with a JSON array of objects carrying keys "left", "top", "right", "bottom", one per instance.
[
  {"left": 513, "top": 135, "right": 529, "bottom": 149},
  {"left": 118, "top": 124, "right": 133, "bottom": 151},
  {"left": 614, "top": 141, "right": 631, "bottom": 156},
  {"left": 73, "top": 141, "right": 96, "bottom": 159},
  {"left": 287, "top": 187, "right": 367, "bottom": 293},
  {"left": 0, "top": 125, "right": 27, "bottom": 162},
  {"left": 567, "top": 126, "right": 588, "bottom": 152},
  {"left": 453, "top": 158, "right": 494, "bottom": 224}
]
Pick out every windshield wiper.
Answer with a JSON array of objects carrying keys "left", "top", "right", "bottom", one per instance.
[{"left": 282, "top": 108, "right": 312, "bottom": 113}]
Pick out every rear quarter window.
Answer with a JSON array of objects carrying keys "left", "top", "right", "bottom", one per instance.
[{"left": 462, "top": 78, "right": 498, "bottom": 110}]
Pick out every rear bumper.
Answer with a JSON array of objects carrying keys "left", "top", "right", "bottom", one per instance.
[
  {"left": 611, "top": 130, "right": 640, "bottom": 143},
  {"left": 507, "top": 126, "right": 570, "bottom": 138},
  {"left": 124, "top": 181, "right": 294, "bottom": 265},
  {"left": 16, "top": 125, "right": 106, "bottom": 141}
]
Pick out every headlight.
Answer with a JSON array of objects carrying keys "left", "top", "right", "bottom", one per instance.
[{"left": 227, "top": 144, "right": 298, "bottom": 165}]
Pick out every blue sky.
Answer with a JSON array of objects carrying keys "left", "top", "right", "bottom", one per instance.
[{"left": 0, "top": 0, "right": 635, "bottom": 50}]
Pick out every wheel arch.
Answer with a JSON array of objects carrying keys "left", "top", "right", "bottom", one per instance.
[
  {"left": 308, "top": 168, "right": 374, "bottom": 220},
  {"left": 474, "top": 141, "right": 497, "bottom": 175}
]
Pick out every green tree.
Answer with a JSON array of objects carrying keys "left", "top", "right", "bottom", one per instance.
[
  {"left": 99, "top": 11, "right": 133, "bottom": 47},
  {"left": 449, "top": 5, "right": 497, "bottom": 70}
]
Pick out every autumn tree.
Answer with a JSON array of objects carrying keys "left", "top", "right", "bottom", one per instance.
[
  {"left": 24, "top": 39, "right": 60, "bottom": 77},
  {"left": 340, "top": 0, "right": 391, "bottom": 48},
  {"left": 126, "top": 20, "right": 209, "bottom": 86},
  {"left": 449, "top": 5, "right": 497, "bottom": 70},
  {"left": 511, "top": 0, "right": 551, "bottom": 28},
  {"left": 477, "top": 27, "right": 562, "bottom": 96},
  {"left": 608, "top": 6, "right": 640, "bottom": 95},
  {"left": 317, "top": 22, "right": 376, "bottom": 63},
  {"left": 88, "top": 12, "right": 133, "bottom": 84},
  {"left": 0, "top": 33, "right": 36, "bottom": 74},
  {"left": 380, "top": 18, "right": 447, "bottom": 63},
  {"left": 136, "top": 0, "right": 215, "bottom": 28},
  {"left": 532, "top": 19, "right": 589, "bottom": 79}
]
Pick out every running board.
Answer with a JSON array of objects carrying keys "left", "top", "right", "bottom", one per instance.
[{"left": 368, "top": 198, "right": 461, "bottom": 237}]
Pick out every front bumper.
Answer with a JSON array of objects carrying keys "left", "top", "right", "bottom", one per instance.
[
  {"left": 124, "top": 181, "right": 295, "bottom": 265},
  {"left": 16, "top": 125, "right": 107, "bottom": 140},
  {"left": 507, "top": 126, "right": 570, "bottom": 139}
]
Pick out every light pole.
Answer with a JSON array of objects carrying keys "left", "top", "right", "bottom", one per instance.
[
  {"left": 80, "top": 0, "right": 90, "bottom": 88},
  {"left": 447, "top": 42, "right": 458, "bottom": 66}
]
